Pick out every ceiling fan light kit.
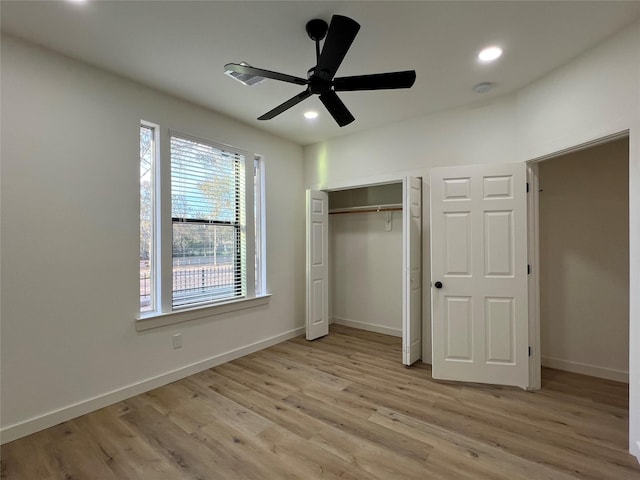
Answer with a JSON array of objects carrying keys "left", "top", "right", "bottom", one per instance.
[
  {"left": 223, "top": 62, "right": 266, "bottom": 86},
  {"left": 224, "top": 14, "right": 417, "bottom": 127}
]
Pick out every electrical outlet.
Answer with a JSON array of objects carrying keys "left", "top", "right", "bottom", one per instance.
[{"left": 172, "top": 333, "right": 182, "bottom": 349}]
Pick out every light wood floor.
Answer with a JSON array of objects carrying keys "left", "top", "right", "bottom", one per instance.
[{"left": 2, "top": 324, "right": 639, "bottom": 479}]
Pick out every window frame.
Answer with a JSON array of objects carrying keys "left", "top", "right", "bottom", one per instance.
[
  {"left": 254, "top": 155, "right": 266, "bottom": 296},
  {"left": 137, "top": 125, "right": 269, "bottom": 331},
  {"left": 140, "top": 121, "right": 160, "bottom": 313}
]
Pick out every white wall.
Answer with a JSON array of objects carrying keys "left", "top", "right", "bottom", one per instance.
[
  {"left": 305, "top": 94, "right": 518, "bottom": 188},
  {"left": 303, "top": 20, "right": 640, "bottom": 459},
  {"left": 330, "top": 211, "right": 403, "bottom": 336},
  {"left": 538, "top": 139, "right": 629, "bottom": 382},
  {"left": 0, "top": 36, "right": 305, "bottom": 442}
]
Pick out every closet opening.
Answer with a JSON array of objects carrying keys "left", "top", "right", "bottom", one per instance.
[
  {"left": 538, "top": 137, "right": 629, "bottom": 383},
  {"left": 306, "top": 178, "right": 422, "bottom": 365},
  {"left": 328, "top": 183, "right": 404, "bottom": 356},
  {"left": 529, "top": 135, "right": 630, "bottom": 386}
]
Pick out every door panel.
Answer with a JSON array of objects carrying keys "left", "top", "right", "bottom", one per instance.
[
  {"left": 485, "top": 297, "right": 515, "bottom": 363},
  {"left": 431, "top": 163, "right": 529, "bottom": 388},
  {"left": 445, "top": 212, "right": 472, "bottom": 275},
  {"left": 306, "top": 190, "right": 329, "bottom": 340},
  {"left": 403, "top": 176, "right": 422, "bottom": 365},
  {"left": 445, "top": 296, "right": 473, "bottom": 361},
  {"left": 484, "top": 211, "right": 514, "bottom": 276}
]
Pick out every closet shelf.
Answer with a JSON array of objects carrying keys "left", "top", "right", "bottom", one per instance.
[{"left": 329, "top": 203, "right": 403, "bottom": 215}]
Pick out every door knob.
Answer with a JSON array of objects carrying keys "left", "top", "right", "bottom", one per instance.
[{"left": 434, "top": 281, "right": 443, "bottom": 289}]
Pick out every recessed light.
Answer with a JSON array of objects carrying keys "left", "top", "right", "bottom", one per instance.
[
  {"left": 304, "top": 111, "right": 319, "bottom": 119},
  {"left": 478, "top": 46, "right": 503, "bottom": 63}
]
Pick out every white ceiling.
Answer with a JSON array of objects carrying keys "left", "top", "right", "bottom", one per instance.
[{"left": 2, "top": 1, "right": 639, "bottom": 146}]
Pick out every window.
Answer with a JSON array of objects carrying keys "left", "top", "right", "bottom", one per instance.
[
  {"left": 140, "top": 124, "right": 156, "bottom": 313},
  {"left": 139, "top": 125, "right": 267, "bottom": 322},
  {"left": 170, "top": 135, "right": 245, "bottom": 309},
  {"left": 254, "top": 155, "right": 265, "bottom": 296}
]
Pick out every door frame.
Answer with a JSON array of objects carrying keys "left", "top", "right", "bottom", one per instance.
[
  {"left": 525, "top": 130, "right": 631, "bottom": 391},
  {"left": 318, "top": 175, "right": 425, "bottom": 363},
  {"left": 527, "top": 163, "right": 541, "bottom": 390}
]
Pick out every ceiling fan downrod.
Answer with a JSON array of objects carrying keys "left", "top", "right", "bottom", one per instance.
[{"left": 305, "top": 18, "right": 328, "bottom": 63}]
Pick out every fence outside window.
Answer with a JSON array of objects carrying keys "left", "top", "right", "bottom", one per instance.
[{"left": 140, "top": 261, "right": 235, "bottom": 310}]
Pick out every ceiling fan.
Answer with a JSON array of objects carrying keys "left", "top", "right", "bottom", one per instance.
[{"left": 224, "top": 15, "right": 417, "bottom": 127}]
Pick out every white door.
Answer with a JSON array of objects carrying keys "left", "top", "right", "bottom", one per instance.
[
  {"left": 430, "top": 163, "right": 529, "bottom": 388},
  {"left": 403, "top": 177, "right": 422, "bottom": 365},
  {"left": 306, "top": 189, "right": 329, "bottom": 340}
]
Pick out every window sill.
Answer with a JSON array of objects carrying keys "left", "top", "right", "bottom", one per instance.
[{"left": 135, "top": 294, "right": 271, "bottom": 331}]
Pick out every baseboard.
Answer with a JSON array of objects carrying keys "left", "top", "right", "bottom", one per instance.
[
  {"left": 0, "top": 326, "right": 304, "bottom": 445},
  {"left": 332, "top": 316, "right": 402, "bottom": 337},
  {"left": 542, "top": 356, "right": 629, "bottom": 383}
]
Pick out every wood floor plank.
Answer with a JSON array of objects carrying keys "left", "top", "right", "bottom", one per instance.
[
  {"left": 455, "top": 383, "right": 629, "bottom": 450},
  {"left": 307, "top": 423, "right": 440, "bottom": 480},
  {"left": 2, "top": 324, "right": 639, "bottom": 479},
  {"left": 253, "top": 425, "right": 374, "bottom": 480},
  {"left": 282, "top": 391, "right": 434, "bottom": 465},
  {"left": 344, "top": 382, "right": 637, "bottom": 479},
  {"left": 75, "top": 407, "right": 186, "bottom": 479},
  {"left": 120, "top": 404, "right": 241, "bottom": 479},
  {"left": 31, "top": 420, "right": 120, "bottom": 480},
  {"left": 0, "top": 432, "right": 56, "bottom": 479},
  {"left": 179, "top": 377, "right": 274, "bottom": 436},
  {"left": 368, "top": 407, "right": 578, "bottom": 480},
  {"left": 431, "top": 395, "right": 638, "bottom": 479},
  {"left": 249, "top": 349, "right": 353, "bottom": 392},
  {"left": 206, "top": 370, "right": 326, "bottom": 440}
]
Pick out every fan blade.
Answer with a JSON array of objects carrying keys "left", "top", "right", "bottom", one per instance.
[
  {"left": 225, "top": 63, "right": 307, "bottom": 86},
  {"left": 315, "top": 15, "right": 360, "bottom": 81},
  {"left": 319, "top": 91, "right": 355, "bottom": 127},
  {"left": 334, "top": 70, "right": 417, "bottom": 91},
  {"left": 258, "top": 90, "right": 312, "bottom": 120}
]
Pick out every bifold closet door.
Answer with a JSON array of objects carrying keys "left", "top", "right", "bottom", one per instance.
[
  {"left": 403, "top": 176, "right": 422, "bottom": 365},
  {"left": 305, "top": 189, "right": 329, "bottom": 340}
]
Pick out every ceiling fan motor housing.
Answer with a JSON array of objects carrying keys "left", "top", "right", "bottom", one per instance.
[{"left": 309, "top": 72, "right": 332, "bottom": 94}]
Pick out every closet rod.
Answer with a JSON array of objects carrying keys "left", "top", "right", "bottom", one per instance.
[{"left": 329, "top": 205, "right": 403, "bottom": 215}]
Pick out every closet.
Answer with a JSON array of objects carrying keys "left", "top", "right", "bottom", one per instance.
[
  {"left": 537, "top": 137, "right": 629, "bottom": 382},
  {"left": 328, "top": 184, "right": 404, "bottom": 339},
  {"left": 305, "top": 178, "right": 422, "bottom": 365}
]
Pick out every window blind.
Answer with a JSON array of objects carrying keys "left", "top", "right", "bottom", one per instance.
[{"left": 170, "top": 135, "right": 245, "bottom": 309}]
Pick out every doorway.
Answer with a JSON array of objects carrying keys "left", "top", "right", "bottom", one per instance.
[
  {"left": 305, "top": 177, "right": 422, "bottom": 365},
  {"left": 535, "top": 136, "right": 630, "bottom": 383}
]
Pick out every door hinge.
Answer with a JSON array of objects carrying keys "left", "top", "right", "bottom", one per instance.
[
  {"left": 526, "top": 182, "right": 529, "bottom": 193},
  {"left": 527, "top": 264, "right": 531, "bottom": 275},
  {"left": 528, "top": 346, "right": 532, "bottom": 357}
]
